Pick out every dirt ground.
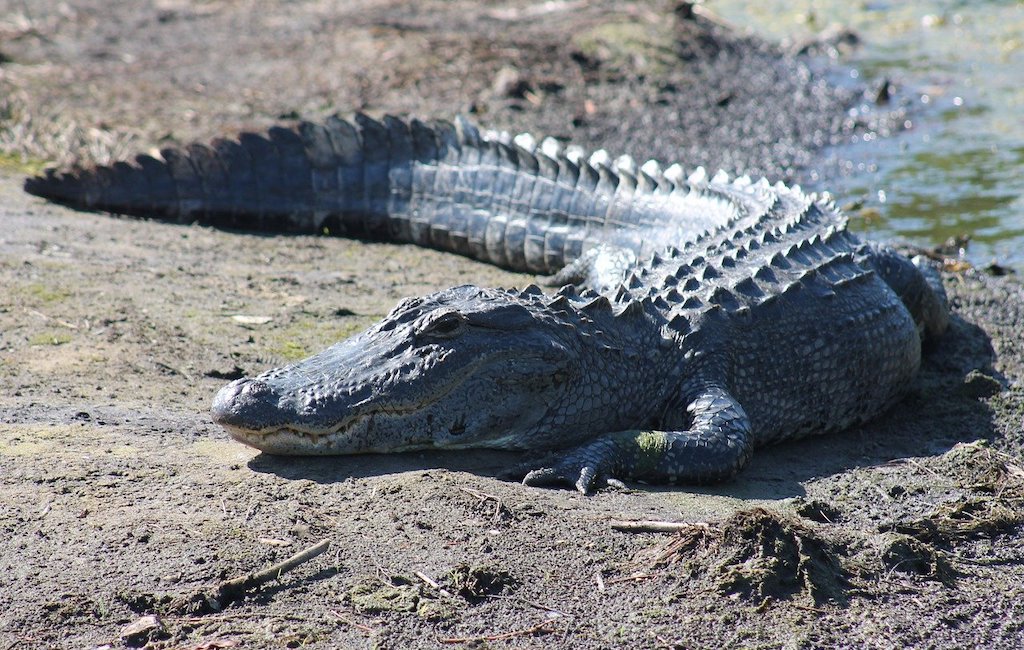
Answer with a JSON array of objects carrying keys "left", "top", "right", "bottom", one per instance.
[{"left": 1, "top": 1, "right": 1023, "bottom": 648}]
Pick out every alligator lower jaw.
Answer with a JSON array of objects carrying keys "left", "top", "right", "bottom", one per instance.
[
  {"left": 218, "top": 411, "right": 432, "bottom": 455},
  {"left": 219, "top": 423, "right": 332, "bottom": 454}
]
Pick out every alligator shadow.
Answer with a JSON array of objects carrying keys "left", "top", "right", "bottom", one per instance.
[
  {"left": 247, "top": 446, "right": 523, "bottom": 485},
  {"left": 248, "top": 310, "right": 1002, "bottom": 500}
]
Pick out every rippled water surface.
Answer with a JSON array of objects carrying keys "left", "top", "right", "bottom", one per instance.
[{"left": 709, "top": 0, "right": 1024, "bottom": 267}]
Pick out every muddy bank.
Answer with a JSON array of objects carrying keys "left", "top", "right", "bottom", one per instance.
[{"left": 1, "top": 1, "right": 1022, "bottom": 648}]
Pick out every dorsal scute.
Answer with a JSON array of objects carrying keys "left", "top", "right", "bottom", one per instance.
[
  {"left": 613, "top": 154, "right": 637, "bottom": 176},
  {"left": 492, "top": 138, "right": 520, "bottom": 168},
  {"left": 518, "top": 283, "right": 544, "bottom": 297},
  {"left": 667, "top": 313, "right": 689, "bottom": 331},
  {"left": 614, "top": 299, "right": 645, "bottom": 318},
  {"left": 708, "top": 286, "right": 740, "bottom": 311},
  {"left": 588, "top": 149, "right": 612, "bottom": 168},
  {"left": 556, "top": 284, "right": 579, "bottom": 299},
  {"left": 557, "top": 156, "right": 580, "bottom": 187},
  {"left": 732, "top": 277, "right": 764, "bottom": 299},
  {"left": 710, "top": 169, "right": 731, "bottom": 185},
  {"left": 540, "top": 136, "right": 563, "bottom": 159},
  {"left": 454, "top": 114, "right": 483, "bottom": 148},
  {"left": 673, "top": 264, "right": 693, "bottom": 279},
  {"left": 616, "top": 168, "right": 638, "bottom": 193},
  {"left": 575, "top": 159, "right": 600, "bottom": 190},
  {"left": 536, "top": 152, "right": 560, "bottom": 180},
  {"left": 754, "top": 266, "right": 777, "bottom": 283},
  {"left": 581, "top": 295, "right": 612, "bottom": 314},
  {"left": 664, "top": 163, "right": 686, "bottom": 184},
  {"left": 512, "top": 131, "right": 537, "bottom": 152},
  {"left": 513, "top": 143, "right": 539, "bottom": 174},
  {"left": 687, "top": 166, "right": 708, "bottom": 185},
  {"left": 546, "top": 294, "right": 572, "bottom": 313},
  {"left": 682, "top": 296, "right": 703, "bottom": 309},
  {"left": 564, "top": 144, "right": 587, "bottom": 165}
]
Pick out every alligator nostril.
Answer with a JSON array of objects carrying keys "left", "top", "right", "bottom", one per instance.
[{"left": 211, "top": 378, "right": 272, "bottom": 426}]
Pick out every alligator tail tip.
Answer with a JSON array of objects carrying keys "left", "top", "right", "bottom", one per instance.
[
  {"left": 24, "top": 168, "right": 98, "bottom": 211},
  {"left": 24, "top": 169, "right": 73, "bottom": 199},
  {"left": 23, "top": 171, "right": 53, "bottom": 197}
]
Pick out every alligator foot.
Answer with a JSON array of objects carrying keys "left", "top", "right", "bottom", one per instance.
[
  {"left": 516, "top": 387, "right": 755, "bottom": 494},
  {"left": 517, "top": 434, "right": 634, "bottom": 494}
]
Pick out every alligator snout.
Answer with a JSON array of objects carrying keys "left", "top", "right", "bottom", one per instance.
[{"left": 211, "top": 377, "right": 282, "bottom": 433}]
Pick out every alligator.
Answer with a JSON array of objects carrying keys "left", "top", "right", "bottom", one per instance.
[{"left": 24, "top": 113, "right": 949, "bottom": 493}]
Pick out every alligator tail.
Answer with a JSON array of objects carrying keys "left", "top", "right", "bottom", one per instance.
[
  {"left": 24, "top": 113, "right": 742, "bottom": 274},
  {"left": 24, "top": 113, "right": 449, "bottom": 237}
]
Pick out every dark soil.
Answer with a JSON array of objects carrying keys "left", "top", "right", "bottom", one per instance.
[{"left": 1, "top": 1, "right": 1022, "bottom": 648}]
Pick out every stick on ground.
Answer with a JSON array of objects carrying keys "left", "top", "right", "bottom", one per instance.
[
  {"left": 210, "top": 538, "right": 332, "bottom": 609},
  {"left": 609, "top": 520, "right": 696, "bottom": 533}
]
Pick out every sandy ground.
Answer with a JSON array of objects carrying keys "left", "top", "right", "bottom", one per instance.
[{"left": 1, "top": 1, "right": 1023, "bottom": 648}]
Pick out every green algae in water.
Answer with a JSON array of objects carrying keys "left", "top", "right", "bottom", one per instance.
[{"left": 708, "top": 0, "right": 1024, "bottom": 268}]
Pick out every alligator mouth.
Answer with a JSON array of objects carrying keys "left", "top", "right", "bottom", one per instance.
[
  {"left": 220, "top": 410, "right": 433, "bottom": 454},
  {"left": 224, "top": 401, "right": 440, "bottom": 452},
  {"left": 217, "top": 355, "right": 498, "bottom": 454}
]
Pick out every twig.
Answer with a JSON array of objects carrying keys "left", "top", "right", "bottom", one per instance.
[
  {"left": 458, "top": 485, "right": 508, "bottom": 523},
  {"left": 439, "top": 620, "right": 557, "bottom": 644},
  {"left": 610, "top": 519, "right": 695, "bottom": 533},
  {"left": 328, "top": 609, "right": 377, "bottom": 635},
  {"left": 172, "top": 612, "right": 312, "bottom": 624},
  {"left": 209, "top": 538, "right": 331, "bottom": 608},
  {"left": 792, "top": 603, "right": 829, "bottom": 614},
  {"left": 605, "top": 572, "right": 666, "bottom": 585},
  {"left": 691, "top": 3, "right": 738, "bottom": 30},
  {"left": 414, "top": 570, "right": 453, "bottom": 598},
  {"left": 414, "top": 570, "right": 440, "bottom": 589},
  {"left": 26, "top": 308, "right": 79, "bottom": 329},
  {"left": 902, "top": 457, "right": 943, "bottom": 479}
]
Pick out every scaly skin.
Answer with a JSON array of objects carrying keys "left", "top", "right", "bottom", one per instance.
[{"left": 25, "top": 114, "right": 949, "bottom": 493}]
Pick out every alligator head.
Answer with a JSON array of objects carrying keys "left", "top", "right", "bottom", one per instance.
[{"left": 211, "top": 284, "right": 607, "bottom": 455}]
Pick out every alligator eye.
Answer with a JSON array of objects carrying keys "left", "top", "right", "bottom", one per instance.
[{"left": 420, "top": 311, "right": 467, "bottom": 338}]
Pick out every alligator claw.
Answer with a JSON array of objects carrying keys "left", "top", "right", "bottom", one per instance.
[{"left": 522, "top": 461, "right": 616, "bottom": 495}]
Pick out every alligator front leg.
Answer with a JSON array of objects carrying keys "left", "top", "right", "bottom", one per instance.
[{"left": 521, "top": 386, "right": 754, "bottom": 494}]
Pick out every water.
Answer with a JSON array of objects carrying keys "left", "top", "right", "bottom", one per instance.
[{"left": 708, "top": 0, "right": 1024, "bottom": 268}]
